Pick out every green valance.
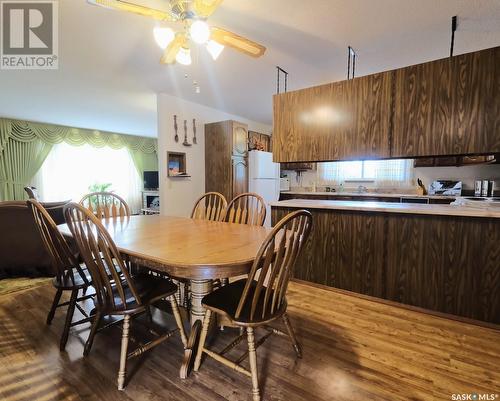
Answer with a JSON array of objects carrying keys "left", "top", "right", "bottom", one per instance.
[
  {"left": 1, "top": 118, "right": 157, "bottom": 154},
  {"left": 0, "top": 117, "right": 158, "bottom": 201}
]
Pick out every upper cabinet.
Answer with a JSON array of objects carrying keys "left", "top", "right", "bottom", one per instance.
[
  {"left": 232, "top": 121, "right": 248, "bottom": 157},
  {"left": 392, "top": 46, "right": 500, "bottom": 157},
  {"left": 273, "top": 71, "right": 393, "bottom": 162},
  {"left": 273, "top": 46, "right": 500, "bottom": 163}
]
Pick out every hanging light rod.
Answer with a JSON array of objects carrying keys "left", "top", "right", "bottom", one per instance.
[
  {"left": 347, "top": 46, "right": 356, "bottom": 80},
  {"left": 450, "top": 16, "right": 458, "bottom": 57},
  {"left": 276, "top": 66, "right": 289, "bottom": 94}
]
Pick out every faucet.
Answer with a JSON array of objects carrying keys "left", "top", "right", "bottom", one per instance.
[{"left": 357, "top": 185, "right": 368, "bottom": 194}]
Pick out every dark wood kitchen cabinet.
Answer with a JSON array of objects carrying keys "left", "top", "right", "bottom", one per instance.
[
  {"left": 205, "top": 120, "right": 248, "bottom": 201},
  {"left": 273, "top": 46, "right": 500, "bottom": 162},
  {"left": 273, "top": 70, "right": 393, "bottom": 162},
  {"left": 392, "top": 46, "right": 500, "bottom": 157},
  {"left": 392, "top": 57, "right": 453, "bottom": 157}
]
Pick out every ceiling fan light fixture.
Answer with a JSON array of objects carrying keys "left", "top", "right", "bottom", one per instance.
[
  {"left": 154, "top": 27, "right": 175, "bottom": 49},
  {"left": 190, "top": 20, "right": 210, "bottom": 44},
  {"left": 176, "top": 46, "right": 192, "bottom": 65},
  {"left": 206, "top": 39, "right": 224, "bottom": 60}
]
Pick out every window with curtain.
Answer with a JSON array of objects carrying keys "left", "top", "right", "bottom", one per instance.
[
  {"left": 33, "top": 142, "right": 142, "bottom": 212},
  {"left": 317, "top": 159, "right": 414, "bottom": 187}
]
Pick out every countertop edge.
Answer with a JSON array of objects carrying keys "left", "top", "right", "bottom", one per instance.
[{"left": 270, "top": 200, "right": 500, "bottom": 219}]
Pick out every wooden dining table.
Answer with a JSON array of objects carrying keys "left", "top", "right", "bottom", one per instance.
[{"left": 59, "top": 214, "right": 272, "bottom": 378}]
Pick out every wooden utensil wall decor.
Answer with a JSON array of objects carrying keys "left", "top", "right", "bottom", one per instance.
[
  {"left": 174, "top": 115, "right": 179, "bottom": 143},
  {"left": 192, "top": 119, "right": 197, "bottom": 144},
  {"left": 183, "top": 119, "right": 192, "bottom": 147}
]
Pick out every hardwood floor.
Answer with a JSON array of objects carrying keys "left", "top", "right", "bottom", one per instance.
[{"left": 0, "top": 281, "right": 498, "bottom": 401}]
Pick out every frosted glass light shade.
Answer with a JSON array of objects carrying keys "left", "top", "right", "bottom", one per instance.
[
  {"left": 154, "top": 27, "right": 175, "bottom": 49},
  {"left": 206, "top": 40, "right": 224, "bottom": 60},
  {"left": 190, "top": 20, "right": 210, "bottom": 44},
  {"left": 176, "top": 47, "right": 192, "bottom": 65}
]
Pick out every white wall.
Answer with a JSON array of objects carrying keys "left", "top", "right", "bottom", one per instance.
[{"left": 157, "top": 93, "right": 272, "bottom": 217}]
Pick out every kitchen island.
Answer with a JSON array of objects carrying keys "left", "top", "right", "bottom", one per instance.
[{"left": 271, "top": 199, "right": 500, "bottom": 324}]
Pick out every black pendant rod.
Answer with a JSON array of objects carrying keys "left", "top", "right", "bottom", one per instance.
[
  {"left": 450, "top": 16, "right": 457, "bottom": 57},
  {"left": 276, "top": 66, "right": 289, "bottom": 94},
  {"left": 347, "top": 46, "right": 356, "bottom": 80}
]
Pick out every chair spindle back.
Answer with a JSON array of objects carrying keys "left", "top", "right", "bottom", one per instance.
[
  {"left": 27, "top": 200, "right": 89, "bottom": 287},
  {"left": 224, "top": 193, "right": 266, "bottom": 226},
  {"left": 64, "top": 202, "right": 139, "bottom": 312},
  {"left": 191, "top": 192, "right": 227, "bottom": 221},
  {"left": 236, "top": 209, "right": 312, "bottom": 321},
  {"left": 80, "top": 192, "right": 130, "bottom": 219}
]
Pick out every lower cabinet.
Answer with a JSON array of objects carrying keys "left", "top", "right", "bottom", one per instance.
[
  {"left": 232, "top": 156, "right": 248, "bottom": 198},
  {"left": 272, "top": 207, "right": 500, "bottom": 324}
]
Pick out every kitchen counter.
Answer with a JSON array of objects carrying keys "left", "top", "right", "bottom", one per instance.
[
  {"left": 281, "top": 191, "right": 454, "bottom": 200},
  {"left": 272, "top": 199, "right": 500, "bottom": 324},
  {"left": 271, "top": 199, "right": 500, "bottom": 219}
]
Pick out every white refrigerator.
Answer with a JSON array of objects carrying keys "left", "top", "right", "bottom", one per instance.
[{"left": 248, "top": 151, "right": 280, "bottom": 227}]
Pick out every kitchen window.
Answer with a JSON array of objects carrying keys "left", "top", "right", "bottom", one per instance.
[{"left": 318, "top": 159, "right": 414, "bottom": 187}]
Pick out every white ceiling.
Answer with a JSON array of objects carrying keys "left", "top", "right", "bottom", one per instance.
[{"left": 0, "top": 0, "right": 499, "bottom": 137}]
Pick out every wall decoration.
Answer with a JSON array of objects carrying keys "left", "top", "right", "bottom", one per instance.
[
  {"left": 192, "top": 118, "right": 197, "bottom": 144},
  {"left": 174, "top": 115, "right": 179, "bottom": 142},
  {"left": 183, "top": 119, "right": 192, "bottom": 147}
]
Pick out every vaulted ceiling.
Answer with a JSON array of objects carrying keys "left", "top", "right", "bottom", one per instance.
[{"left": 0, "top": 0, "right": 499, "bottom": 137}]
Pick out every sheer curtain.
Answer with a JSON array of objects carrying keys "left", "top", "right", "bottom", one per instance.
[
  {"left": 317, "top": 159, "right": 414, "bottom": 187},
  {"left": 33, "top": 142, "right": 142, "bottom": 213}
]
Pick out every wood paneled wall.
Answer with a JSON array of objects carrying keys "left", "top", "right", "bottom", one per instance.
[
  {"left": 273, "top": 46, "right": 500, "bottom": 162},
  {"left": 272, "top": 207, "right": 500, "bottom": 324}
]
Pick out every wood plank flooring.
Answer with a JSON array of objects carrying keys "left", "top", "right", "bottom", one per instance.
[{"left": 0, "top": 281, "right": 498, "bottom": 401}]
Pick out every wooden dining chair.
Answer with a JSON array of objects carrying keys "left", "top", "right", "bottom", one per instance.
[
  {"left": 216, "top": 192, "right": 267, "bottom": 291},
  {"left": 24, "top": 186, "right": 39, "bottom": 200},
  {"left": 27, "top": 200, "right": 94, "bottom": 351},
  {"left": 223, "top": 193, "right": 266, "bottom": 226},
  {"left": 63, "top": 202, "right": 187, "bottom": 390},
  {"left": 191, "top": 192, "right": 227, "bottom": 221},
  {"left": 80, "top": 191, "right": 130, "bottom": 218},
  {"left": 193, "top": 209, "right": 313, "bottom": 401}
]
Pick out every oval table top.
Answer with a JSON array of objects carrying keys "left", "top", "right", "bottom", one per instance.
[{"left": 59, "top": 215, "right": 272, "bottom": 280}]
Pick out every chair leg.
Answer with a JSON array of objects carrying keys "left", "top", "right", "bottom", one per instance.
[
  {"left": 117, "top": 315, "right": 131, "bottom": 391},
  {"left": 46, "top": 288, "right": 62, "bottom": 325},
  {"left": 282, "top": 313, "right": 302, "bottom": 359},
  {"left": 169, "top": 296, "right": 188, "bottom": 348},
  {"left": 193, "top": 309, "right": 212, "bottom": 372},
  {"left": 84, "top": 311, "right": 102, "bottom": 357},
  {"left": 247, "top": 327, "right": 261, "bottom": 401},
  {"left": 60, "top": 289, "right": 78, "bottom": 351}
]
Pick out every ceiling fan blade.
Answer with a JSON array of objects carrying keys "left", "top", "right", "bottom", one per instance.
[
  {"left": 160, "top": 33, "right": 187, "bottom": 64},
  {"left": 211, "top": 27, "right": 266, "bottom": 58},
  {"left": 193, "top": 0, "right": 223, "bottom": 17},
  {"left": 87, "top": 0, "right": 177, "bottom": 21}
]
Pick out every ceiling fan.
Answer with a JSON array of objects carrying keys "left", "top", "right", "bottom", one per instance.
[{"left": 87, "top": 0, "right": 266, "bottom": 65}]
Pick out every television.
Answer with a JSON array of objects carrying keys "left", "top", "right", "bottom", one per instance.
[{"left": 143, "top": 171, "right": 159, "bottom": 190}]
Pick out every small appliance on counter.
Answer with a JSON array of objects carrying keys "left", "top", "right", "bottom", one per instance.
[
  {"left": 280, "top": 177, "right": 290, "bottom": 191},
  {"left": 474, "top": 179, "right": 500, "bottom": 197},
  {"left": 428, "top": 180, "right": 462, "bottom": 196}
]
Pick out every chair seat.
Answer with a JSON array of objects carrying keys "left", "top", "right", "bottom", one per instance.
[
  {"left": 202, "top": 279, "right": 286, "bottom": 324},
  {"left": 53, "top": 265, "right": 91, "bottom": 289},
  {"left": 111, "top": 274, "right": 178, "bottom": 314}
]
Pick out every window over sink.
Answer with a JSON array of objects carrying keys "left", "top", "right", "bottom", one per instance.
[{"left": 318, "top": 159, "right": 414, "bottom": 187}]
